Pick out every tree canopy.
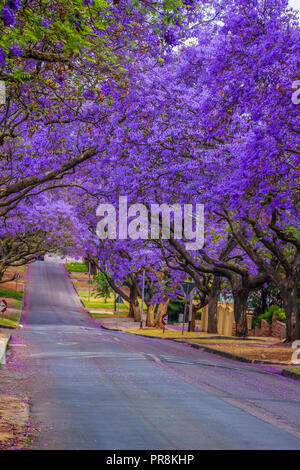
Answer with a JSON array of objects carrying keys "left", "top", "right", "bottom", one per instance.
[{"left": 0, "top": 0, "right": 299, "bottom": 339}]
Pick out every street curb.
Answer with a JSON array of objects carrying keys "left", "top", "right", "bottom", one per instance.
[
  {"left": 104, "top": 327, "right": 290, "bottom": 366},
  {"left": 101, "top": 325, "right": 122, "bottom": 332},
  {"left": 281, "top": 368, "right": 300, "bottom": 380},
  {"left": 0, "top": 334, "right": 11, "bottom": 365},
  {"left": 182, "top": 341, "right": 290, "bottom": 365}
]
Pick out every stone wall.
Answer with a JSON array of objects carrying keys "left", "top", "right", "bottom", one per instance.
[
  {"left": 271, "top": 320, "right": 286, "bottom": 339},
  {"left": 254, "top": 319, "right": 286, "bottom": 339}
]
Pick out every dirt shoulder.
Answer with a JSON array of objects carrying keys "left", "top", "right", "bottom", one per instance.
[
  {"left": 182, "top": 338, "right": 294, "bottom": 364},
  {"left": 0, "top": 266, "right": 37, "bottom": 450},
  {"left": 0, "top": 395, "right": 30, "bottom": 449},
  {"left": 0, "top": 342, "right": 36, "bottom": 450}
]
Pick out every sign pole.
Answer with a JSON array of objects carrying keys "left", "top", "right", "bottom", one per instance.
[
  {"left": 181, "top": 281, "right": 196, "bottom": 335},
  {"left": 115, "top": 295, "right": 124, "bottom": 329},
  {"left": 88, "top": 262, "right": 91, "bottom": 303},
  {"left": 187, "top": 295, "right": 191, "bottom": 332},
  {"left": 182, "top": 295, "right": 187, "bottom": 335},
  {"left": 188, "top": 287, "right": 197, "bottom": 332},
  {"left": 117, "top": 298, "right": 120, "bottom": 329},
  {"left": 0, "top": 299, "right": 7, "bottom": 319},
  {"left": 140, "top": 269, "right": 145, "bottom": 329},
  {"left": 162, "top": 312, "right": 168, "bottom": 333}
]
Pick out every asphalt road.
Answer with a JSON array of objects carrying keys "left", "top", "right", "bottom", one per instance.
[{"left": 18, "top": 261, "right": 300, "bottom": 450}]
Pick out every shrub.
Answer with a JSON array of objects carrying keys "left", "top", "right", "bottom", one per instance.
[
  {"left": 195, "top": 310, "right": 202, "bottom": 320},
  {"left": 93, "top": 272, "right": 111, "bottom": 303},
  {"left": 166, "top": 299, "right": 185, "bottom": 322},
  {"left": 254, "top": 304, "right": 285, "bottom": 327}
]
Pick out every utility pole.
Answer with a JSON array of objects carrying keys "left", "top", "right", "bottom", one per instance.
[
  {"left": 88, "top": 261, "right": 91, "bottom": 302},
  {"left": 181, "top": 281, "right": 196, "bottom": 335},
  {"left": 188, "top": 288, "right": 197, "bottom": 332},
  {"left": 140, "top": 269, "right": 145, "bottom": 329}
]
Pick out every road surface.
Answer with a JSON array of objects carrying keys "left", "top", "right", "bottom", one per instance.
[{"left": 16, "top": 261, "right": 300, "bottom": 449}]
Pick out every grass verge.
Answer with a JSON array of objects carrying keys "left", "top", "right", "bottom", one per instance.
[
  {"left": 0, "top": 317, "right": 19, "bottom": 328},
  {"left": 124, "top": 328, "right": 217, "bottom": 338},
  {"left": 0, "top": 288, "right": 24, "bottom": 300},
  {"left": 184, "top": 338, "right": 292, "bottom": 363},
  {"left": 65, "top": 262, "right": 88, "bottom": 273},
  {"left": 0, "top": 288, "right": 22, "bottom": 328}
]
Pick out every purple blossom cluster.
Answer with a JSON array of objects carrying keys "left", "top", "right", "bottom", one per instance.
[
  {"left": 0, "top": 46, "right": 6, "bottom": 67},
  {"left": 1, "top": 0, "right": 20, "bottom": 26},
  {"left": 1, "top": 6, "right": 15, "bottom": 26}
]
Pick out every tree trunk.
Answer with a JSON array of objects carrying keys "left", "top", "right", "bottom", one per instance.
[
  {"left": 129, "top": 284, "right": 140, "bottom": 322},
  {"left": 207, "top": 277, "right": 220, "bottom": 333},
  {"left": 207, "top": 294, "right": 218, "bottom": 333},
  {"left": 155, "top": 299, "right": 170, "bottom": 328},
  {"left": 132, "top": 301, "right": 140, "bottom": 322},
  {"left": 146, "top": 303, "right": 156, "bottom": 327},
  {"left": 261, "top": 287, "right": 267, "bottom": 315},
  {"left": 233, "top": 288, "right": 249, "bottom": 337},
  {"left": 282, "top": 281, "right": 300, "bottom": 342}
]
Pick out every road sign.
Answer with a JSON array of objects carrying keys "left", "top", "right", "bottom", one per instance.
[
  {"left": 115, "top": 294, "right": 124, "bottom": 329},
  {"left": 162, "top": 313, "right": 168, "bottom": 326},
  {"left": 115, "top": 295, "right": 124, "bottom": 304},
  {"left": 0, "top": 299, "right": 7, "bottom": 314},
  {"left": 182, "top": 281, "right": 195, "bottom": 297}
]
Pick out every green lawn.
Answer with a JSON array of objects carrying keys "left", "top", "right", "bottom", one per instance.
[
  {"left": 292, "top": 368, "right": 300, "bottom": 373},
  {"left": 80, "top": 294, "right": 145, "bottom": 312},
  {"left": 82, "top": 299, "right": 114, "bottom": 309},
  {"left": 82, "top": 299, "right": 129, "bottom": 310},
  {"left": 0, "top": 288, "right": 24, "bottom": 300},
  {"left": 0, "top": 317, "right": 19, "bottom": 328},
  {"left": 66, "top": 262, "right": 88, "bottom": 273},
  {"left": 79, "top": 291, "right": 115, "bottom": 301},
  {"left": 71, "top": 276, "right": 132, "bottom": 313},
  {"left": 0, "top": 305, "right": 21, "bottom": 328}
]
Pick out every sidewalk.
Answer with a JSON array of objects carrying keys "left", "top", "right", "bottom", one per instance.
[
  {"left": 0, "top": 329, "right": 33, "bottom": 449},
  {"left": 98, "top": 316, "right": 142, "bottom": 331},
  {"left": 0, "top": 330, "right": 11, "bottom": 365}
]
